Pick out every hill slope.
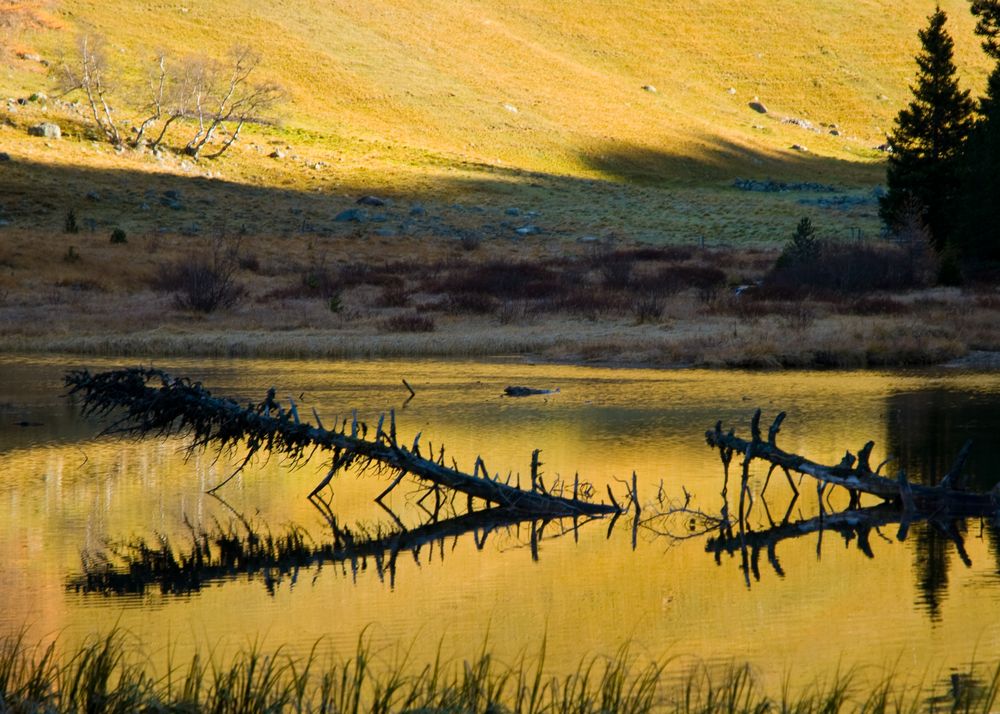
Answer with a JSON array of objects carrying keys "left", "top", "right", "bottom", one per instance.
[{"left": 1, "top": 0, "right": 994, "bottom": 242}]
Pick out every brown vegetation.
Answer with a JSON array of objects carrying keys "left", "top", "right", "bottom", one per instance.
[{"left": 0, "top": 223, "right": 996, "bottom": 368}]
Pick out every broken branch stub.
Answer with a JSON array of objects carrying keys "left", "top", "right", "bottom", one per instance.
[{"left": 66, "top": 368, "right": 620, "bottom": 517}]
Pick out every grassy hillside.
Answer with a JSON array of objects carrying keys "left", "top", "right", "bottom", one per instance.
[{"left": 0, "top": 0, "right": 994, "bottom": 244}]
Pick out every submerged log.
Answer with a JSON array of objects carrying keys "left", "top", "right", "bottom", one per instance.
[
  {"left": 706, "top": 410, "right": 1000, "bottom": 513},
  {"left": 65, "top": 368, "right": 619, "bottom": 517}
]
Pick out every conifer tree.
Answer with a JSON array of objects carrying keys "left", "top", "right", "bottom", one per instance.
[
  {"left": 880, "top": 7, "right": 973, "bottom": 252},
  {"left": 956, "top": 0, "right": 1000, "bottom": 260}
]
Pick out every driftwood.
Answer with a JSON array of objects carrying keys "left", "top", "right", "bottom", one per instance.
[
  {"left": 503, "top": 386, "right": 560, "bottom": 397},
  {"left": 65, "top": 368, "right": 620, "bottom": 517},
  {"left": 706, "top": 410, "right": 999, "bottom": 514}
]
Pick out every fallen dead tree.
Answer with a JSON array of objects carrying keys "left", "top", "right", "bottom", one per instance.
[
  {"left": 705, "top": 409, "right": 999, "bottom": 514},
  {"left": 65, "top": 368, "right": 621, "bottom": 517}
]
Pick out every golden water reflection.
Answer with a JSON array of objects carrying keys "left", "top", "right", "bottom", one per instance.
[{"left": 1, "top": 355, "right": 1000, "bottom": 693}]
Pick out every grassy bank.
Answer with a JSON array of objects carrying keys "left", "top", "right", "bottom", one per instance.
[
  {"left": 0, "top": 227, "right": 997, "bottom": 368},
  {"left": 1, "top": 630, "right": 997, "bottom": 713}
]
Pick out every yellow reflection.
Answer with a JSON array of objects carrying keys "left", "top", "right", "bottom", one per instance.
[{"left": 1, "top": 356, "right": 999, "bottom": 693}]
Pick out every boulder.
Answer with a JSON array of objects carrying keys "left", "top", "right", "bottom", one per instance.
[
  {"left": 642, "top": 85, "right": 657, "bottom": 93},
  {"left": 334, "top": 208, "right": 366, "bottom": 223},
  {"left": 748, "top": 101, "right": 768, "bottom": 114},
  {"left": 356, "top": 195, "right": 386, "bottom": 207},
  {"left": 27, "top": 122, "right": 60, "bottom": 139}
]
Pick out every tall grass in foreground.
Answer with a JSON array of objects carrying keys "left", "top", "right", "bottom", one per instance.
[{"left": 0, "top": 630, "right": 997, "bottom": 713}]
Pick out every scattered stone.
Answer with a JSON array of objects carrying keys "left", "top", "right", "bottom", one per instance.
[
  {"left": 642, "top": 85, "right": 657, "bottom": 93},
  {"left": 874, "top": 143, "right": 892, "bottom": 153},
  {"left": 877, "top": 94, "right": 889, "bottom": 101},
  {"left": 27, "top": 122, "right": 60, "bottom": 139},
  {"left": 375, "top": 227, "right": 397, "bottom": 238},
  {"left": 0, "top": 152, "right": 9, "bottom": 161},
  {"left": 269, "top": 149, "right": 285, "bottom": 159},
  {"left": 505, "top": 207, "right": 521, "bottom": 216},
  {"left": 727, "top": 87, "right": 737, "bottom": 95},
  {"left": 0, "top": 219, "right": 10, "bottom": 228},
  {"left": 356, "top": 195, "right": 386, "bottom": 207},
  {"left": 502, "top": 103, "right": 518, "bottom": 114},
  {"left": 790, "top": 144, "right": 809, "bottom": 152},
  {"left": 370, "top": 213, "right": 388, "bottom": 223},
  {"left": 783, "top": 117, "right": 815, "bottom": 131},
  {"left": 181, "top": 223, "right": 201, "bottom": 236},
  {"left": 515, "top": 224, "right": 541, "bottom": 236},
  {"left": 28, "top": 92, "right": 46, "bottom": 103},
  {"left": 160, "top": 191, "right": 184, "bottom": 210},
  {"left": 409, "top": 204, "right": 426, "bottom": 216},
  {"left": 334, "top": 208, "right": 366, "bottom": 223},
  {"left": 748, "top": 100, "right": 768, "bottom": 114},
  {"left": 798, "top": 194, "right": 874, "bottom": 209},
  {"left": 732, "top": 179, "right": 837, "bottom": 193},
  {"left": 17, "top": 53, "right": 42, "bottom": 63},
  {"left": 86, "top": 191, "right": 101, "bottom": 201},
  {"left": 829, "top": 129, "right": 841, "bottom": 136},
  {"left": 577, "top": 235, "right": 600, "bottom": 243}
]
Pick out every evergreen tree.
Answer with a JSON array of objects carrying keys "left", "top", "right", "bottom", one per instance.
[
  {"left": 880, "top": 7, "right": 974, "bottom": 252},
  {"left": 956, "top": 0, "right": 1000, "bottom": 260}
]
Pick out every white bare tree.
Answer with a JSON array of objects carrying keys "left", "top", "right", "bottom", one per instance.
[
  {"left": 181, "top": 46, "right": 282, "bottom": 158},
  {"left": 59, "top": 34, "right": 123, "bottom": 146}
]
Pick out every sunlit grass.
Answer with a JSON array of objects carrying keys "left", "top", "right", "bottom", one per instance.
[{"left": 0, "top": 630, "right": 997, "bottom": 713}]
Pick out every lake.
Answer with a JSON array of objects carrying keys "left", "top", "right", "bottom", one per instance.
[{"left": 2, "top": 354, "right": 1000, "bottom": 696}]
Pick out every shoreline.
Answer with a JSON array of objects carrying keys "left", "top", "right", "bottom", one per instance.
[{"left": 2, "top": 328, "right": 998, "bottom": 372}]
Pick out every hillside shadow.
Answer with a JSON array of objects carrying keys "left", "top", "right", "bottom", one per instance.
[
  {"left": 0, "top": 133, "right": 884, "bottom": 243},
  {"left": 576, "top": 136, "right": 883, "bottom": 186}
]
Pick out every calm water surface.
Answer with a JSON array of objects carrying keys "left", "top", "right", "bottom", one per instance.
[{"left": 2, "top": 354, "right": 1000, "bottom": 692}]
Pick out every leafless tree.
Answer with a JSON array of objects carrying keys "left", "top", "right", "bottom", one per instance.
[
  {"left": 59, "top": 34, "right": 123, "bottom": 146},
  {"left": 181, "top": 46, "right": 282, "bottom": 158}
]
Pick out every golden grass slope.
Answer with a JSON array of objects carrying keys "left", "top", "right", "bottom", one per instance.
[{"left": 11, "top": 0, "right": 993, "bottom": 183}]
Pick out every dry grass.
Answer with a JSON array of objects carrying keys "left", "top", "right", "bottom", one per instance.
[
  {"left": 0, "top": 226, "right": 995, "bottom": 368},
  {"left": 0, "top": 1, "right": 997, "bottom": 366},
  {"left": 1, "top": 0, "right": 993, "bottom": 249}
]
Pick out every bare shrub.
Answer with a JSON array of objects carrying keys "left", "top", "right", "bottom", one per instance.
[
  {"left": 433, "top": 261, "right": 561, "bottom": 300},
  {"left": 843, "top": 296, "right": 910, "bottom": 315},
  {"left": 238, "top": 253, "right": 261, "bottom": 273},
  {"left": 497, "top": 300, "right": 529, "bottom": 325},
  {"left": 559, "top": 288, "right": 625, "bottom": 317},
  {"left": 446, "top": 292, "right": 498, "bottom": 314},
  {"left": 600, "top": 259, "right": 633, "bottom": 289},
  {"left": 764, "top": 241, "right": 930, "bottom": 298},
  {"left": 459, "top": 232, "right": 482, "bottom": 252},
  {"left": 634, "top": 264, "right": 727, "bottom": 295},
  {"left": 154, "top": 240, "right": 245, "bottom": 312},
  {"left": 632, "top": 295, "right": 665, "bottom": 323},
  {"left": 377, "top": 284, "right": 409, "bottom": 307},
  {"left": 381, "top": 312, "right": 435, "bottom": 333}
]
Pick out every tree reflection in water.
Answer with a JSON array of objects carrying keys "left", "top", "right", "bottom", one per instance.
[{"left": 68, "top": 493, "right": 607, "bottom": 597}]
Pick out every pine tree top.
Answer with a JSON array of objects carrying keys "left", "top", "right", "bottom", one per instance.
[{"left": 888, "top": 8, "right": 973, "bottom": 164}]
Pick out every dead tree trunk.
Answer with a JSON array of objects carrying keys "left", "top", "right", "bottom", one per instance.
[
  {"left": 65, "top": 368, "right": 621, "bottom": 517},
  {"left": 706, "top": 409, "right": 999, "bottom": 514}
]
